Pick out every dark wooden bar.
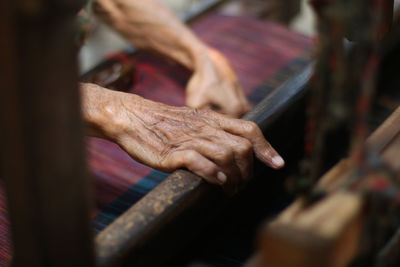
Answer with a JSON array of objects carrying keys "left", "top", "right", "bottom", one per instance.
[
  {"left": 244, "top": 64, "right": 313, "bottom": 128},
  {"left": 1, "top": 0, "right": 398, "bottom": 266},
  {"left": 378, "top": 227, "right": 400, "bottom": 267},
  {"left": 268, "top": 0, "right": 301, "bottom": 24},
  {"left": 0, "top": 0, "right": 95, "bottom": 266},
  {"left": 95, "top": 63, "right": 313, "bottom": 267}
]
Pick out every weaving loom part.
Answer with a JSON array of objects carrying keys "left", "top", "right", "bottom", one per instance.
[
  {"left": 0, "top": 8, "right": 313, "bottom": 266},
  {"left": 2, "top": 0, "right": 400, "bottom": 266},
  {"left": 255, "top": 0, "right": 400, "bottom": 266}
]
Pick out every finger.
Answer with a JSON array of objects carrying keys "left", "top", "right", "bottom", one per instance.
[
  {"left": 186, "top": 94, "right": 209, "bottom": 110},
  {"left": 214, "top": 132, "right": 254, "bottom": 183},
  {"left": 238, "top": 98, "right": 252, "bottom": 115},
  {"left": 212, "top": 115, "right": 285, "bottom": 169},
  {"left": 210, "top": 90, "right": 246, "bottom": 118},
  {"left": 230, "top": 80, "right": 251, "bottom": 116},
  {"left": 186, "top": 137, "right": 242, "bottom": 195},
  {"left": 236, "top": 86, "right": 252, "bottom": 115},
  {"left": 163, "top": 150, "right": 227, "bottom": 186}
]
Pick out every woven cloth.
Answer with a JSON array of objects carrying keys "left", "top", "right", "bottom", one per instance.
[{"left": 0, "top": 14, "right": 312, "bottom": 266}]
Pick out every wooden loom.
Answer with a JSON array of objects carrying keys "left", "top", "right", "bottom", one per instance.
[
  {"left": 256, "top": 107, "right": 400, "bottom": 267},
  {"left": 0, "top": 0, "right": 308, "bottom": 266},
  {"left": 252, "top": 0, "right": 400, "bottom": 266},
  {"left": 1, "top": 0, "right": 399, "bottom": 266}
]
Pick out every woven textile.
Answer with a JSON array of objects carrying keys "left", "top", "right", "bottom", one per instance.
[
  {"left": 90, "top": 15, "right": 312, "bottom": 231},
  {"left": 0, "top": 15, "right": 312, "bottom": 266}
]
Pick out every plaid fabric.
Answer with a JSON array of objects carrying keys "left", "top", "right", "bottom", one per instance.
[
  {"left": 0, "top": 14, "right": 312, "bottom": 265},
  {"left": 0, "top": 180, "right": 11, "bottom": 266}
]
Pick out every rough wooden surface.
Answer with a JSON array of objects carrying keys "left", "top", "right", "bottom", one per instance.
[
  {"left": 261, "top": 192, "right": 363, "bottom": 267},
  {"left": 257, "top": 106, "right": 400, "bottom": 267},
  {"left": 96, "top": 170, "right": 224, "bottom": 266}
]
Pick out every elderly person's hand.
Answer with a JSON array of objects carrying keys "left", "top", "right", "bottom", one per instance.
[
  {"left": 186, "top": 48, "right": 251, "bottom": 118},
  {"left": 93, "top": 0, "right": 251, "bottom": 119},
  {"left": 82, "top": 83, "right": 284, "bottom": 195}
]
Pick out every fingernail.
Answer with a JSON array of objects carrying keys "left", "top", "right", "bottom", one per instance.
[
  {"left": 272, "top": 156, "right": 284, "bottom": 168},
  {"left": 217, "top": 172, "right": 227, "bottom": 184}
]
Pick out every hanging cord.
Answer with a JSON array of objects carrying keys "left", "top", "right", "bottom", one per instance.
[
  {"left": 287, "top": 0, "right": 351, "bottom": 198},
  {"left": 75, "top": 0, "right": 95, "bottom": 49}
]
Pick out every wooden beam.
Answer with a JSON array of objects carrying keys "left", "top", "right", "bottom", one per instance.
[
  {"left": 95, "top": 64, "right": 313, "bottom": 267},
  {"left": 0, "top": 1, "right": 95, "bottom": 266},
  {"left": 257, "top": 106, "right": 400, "bottom": 267},
  {"left": 259, "top": 192, "right": 363, "bottom": 267}
]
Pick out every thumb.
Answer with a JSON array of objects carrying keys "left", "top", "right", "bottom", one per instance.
[
  {"left": 186, "top": 90, "right": 210, "bottom": 109},
  {"left": 186, "top": 75, "right": 210, "bottom": 109},
  {"left": 210, "top": 96, "right": 245, "bottom": 118}
]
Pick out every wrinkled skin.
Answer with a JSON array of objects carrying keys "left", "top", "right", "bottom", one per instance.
[
  {"left": 84, "top": 0, "right": 283, "bottom": 193},
  {"left": 82, "top": 83, "right": 284, "bottom": 195},
  {"left": 186, "top": 48, "right": 252, "bottom": 117},
  {"left": 93, "top": 0, "right": 250, "bottom": 118}
]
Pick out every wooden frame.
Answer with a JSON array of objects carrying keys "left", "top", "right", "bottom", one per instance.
[
  {"left": 0, "top": 0, "right": 313, "bottom": 266},
  {"left": 256, "top": 107, "right": 400, "bottom": 267},
  {"left": 0, "top": 0, "right": 95, "bottom": 266},
  {"left": 95, "top": 65, "right": 313, "bottom": 266}
]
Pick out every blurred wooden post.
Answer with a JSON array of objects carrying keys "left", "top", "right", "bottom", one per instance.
[
  {"left": 269, "top": 0, "right": 301, "bottom": 24},
  {"left": 256, "top": 107, "right": 400, "bottom": 267},
  {"left": 380, "top": 0, "right": 394, "bottom": 38},
  {"left": 0, "top": 0, "right": 95, "bottom": 266}
]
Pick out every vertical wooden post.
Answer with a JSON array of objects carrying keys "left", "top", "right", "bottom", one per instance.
[
  {"left": 268, "top": 0, "right": 301, "bottom": 24},
  {"left": 0, "top": 0, "right": 95, "bottom": 266},
  {"left": 379, "top": 0, "right": 394, "bottom": 38}
]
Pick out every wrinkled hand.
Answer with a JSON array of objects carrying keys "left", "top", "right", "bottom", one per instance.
[
  {"left": 186, "top": 48, "right": 252, "bottom": 118},
  {"left": 83, "top": 85, "right": 284, "bottom": 195}
]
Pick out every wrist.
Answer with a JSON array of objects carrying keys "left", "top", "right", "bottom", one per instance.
[
  {"left": 190, "top": 47, "right": 228, "bottom": 74},
  {"left": 80, "top": 83, "right": 111, "bottom": 139},
  {"left": 80, "top": 83, "right": 142, "bottom": 141},
  {"left": 191, "top": 45, "right": 209, "bottom": 67}
]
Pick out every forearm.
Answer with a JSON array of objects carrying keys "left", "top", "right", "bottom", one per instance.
[
  {"left": 91, "top": 0, "right": 250, "bottom": 117},
  {"left": 93, "top": 0, "right": 208, "bottom": 70}
]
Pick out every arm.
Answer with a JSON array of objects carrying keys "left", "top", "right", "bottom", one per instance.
[
  {"left": 93, "top": 0, "right": 251, "bottom": 117},
  {"left": 81, "top": 83, "right": 284, "bottom": 195}
]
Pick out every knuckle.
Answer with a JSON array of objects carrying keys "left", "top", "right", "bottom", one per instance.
[
  {"left": 242, "top": 121, "right": 258, "bottom": 136},
  {"left": 230, "top": 100, "right": 242, "bottom": 112},
  {"left": 215, "top": 147, "right": 234, "bottom": 163},
  {"left": 159, "top": 149, "right": 185, "bottom": 170},
  {"left": 204, "top": 166, "right": 219, "bottom": 179},
  {"left": 183, "top": 150, "right": 198, "bottom": 165},
  {"left": 237, "top": 139, "right": 252, "bottom": 155}
]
